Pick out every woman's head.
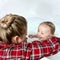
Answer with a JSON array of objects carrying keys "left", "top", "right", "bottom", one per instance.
[
  {"left": 37, "top": 21, "right": 55, "bottom": 41},
  {"left": 0, "top": 14, "right": 27, "bottom": 44}
]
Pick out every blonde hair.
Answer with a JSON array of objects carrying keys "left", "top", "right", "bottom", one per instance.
[
  {"left": 0, "top": 14, "right": 27, "bottom": 43},
  {"left": 39, "top": 21, "right": 55, "bottom": 35}
]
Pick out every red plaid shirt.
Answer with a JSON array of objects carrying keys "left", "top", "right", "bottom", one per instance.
[
  {"left": 0, "top": 37, "right": 60, "bottom": 60},
  {"left": 26, "top": 37, "right": 60, "bottom": 60},
  {"left": 0, "top": 41, "right": 29, "bottom": 60}
]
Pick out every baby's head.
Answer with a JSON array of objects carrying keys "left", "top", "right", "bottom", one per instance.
[
  {"left": 37, "top": 21, "right": 55, "bottom": 41},
  {"left": 0, "top": 14, "right": 27, "bottom": 44}
]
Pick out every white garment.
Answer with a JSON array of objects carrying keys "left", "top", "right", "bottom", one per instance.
[{"left": 41, "top": 57, "right": 50, "bottom": 60}]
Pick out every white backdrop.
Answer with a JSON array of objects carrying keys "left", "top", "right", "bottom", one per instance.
[
  {"left": 0, "top": 0, "right": 60, "bottom": 60},
  {"left": 0, "top": 0, "right": 60, "bottom": 18}
]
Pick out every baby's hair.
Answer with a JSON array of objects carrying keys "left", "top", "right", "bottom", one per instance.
[
  {"left": 0, "top": 14, "right": 27, "bottom": 43},
  {"left": 39, "top": 21, "right": 55, "bottom": 35}
]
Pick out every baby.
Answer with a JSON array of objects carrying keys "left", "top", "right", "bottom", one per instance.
[{"left": 27, "top": 21, "right": 60, "bottom": 60}]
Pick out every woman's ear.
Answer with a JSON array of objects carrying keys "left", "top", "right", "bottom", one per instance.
[{"left": 12, "top": 36, "right": 22, "bottom": 44}]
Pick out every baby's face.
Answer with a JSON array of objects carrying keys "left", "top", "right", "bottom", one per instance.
[{"left": 37, "top": 24, "right": 52, "bottom": 41}]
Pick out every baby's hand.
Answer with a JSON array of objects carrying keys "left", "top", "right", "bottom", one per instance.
[
  {"left": 28, "top": 34, "right": 34, "bottom": 38},
  {"left": 28, "top": 34, "right": 37, "bottom": 38}
]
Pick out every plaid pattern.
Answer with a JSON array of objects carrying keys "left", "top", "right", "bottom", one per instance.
[
  {"left": 0, "top": 41, "right": 28, "bottom": 60},
  {"left": 0, "top": 37, "right": 60, "bottom": 60},
  {"left": 26, "top": 37, "right": 60, "bottom": 60}
]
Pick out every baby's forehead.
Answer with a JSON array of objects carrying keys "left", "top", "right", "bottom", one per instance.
[
  {"left": 38, "top": 24, "right": 51, "bottom": 31},
  {"left": 39, "top": 23, "right": 50, "bottom": 28}
]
